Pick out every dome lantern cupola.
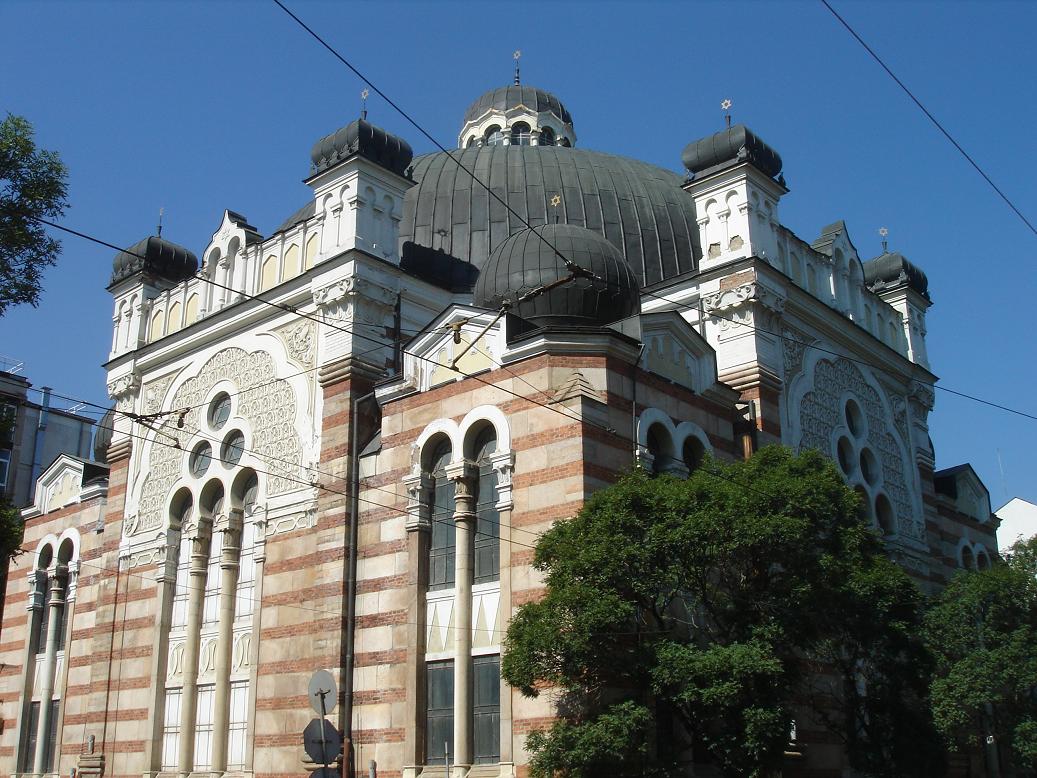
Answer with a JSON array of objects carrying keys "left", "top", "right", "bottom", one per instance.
[{"left": 458, "top": 83, "right": 576, "bottom": 149}]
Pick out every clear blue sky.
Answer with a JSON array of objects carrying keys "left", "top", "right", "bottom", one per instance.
[{"left": 1, "top": 0, "right": 1034, "bottom": 507}]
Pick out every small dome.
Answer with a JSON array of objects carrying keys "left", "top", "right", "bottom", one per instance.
[
  {"left": 463, "top": 84, "right": 573, "bottom": 127},
  {"left": 310, "top": 118, "right": 413, "bottom": 177},
  {"left": 681, "top": 124, "right": 782, "bottom": 179},
  {"left": 474, "top": 223, "right": 640, "bottom": 327},
  {"left": 110, "top": 236, "right": 198, "bottom": 289},
  {"left": 93, "top": 406, "right": 115, "bottom": 463},
  {"left": 864, "top": 251, "right": 930, "bottom": 300}
]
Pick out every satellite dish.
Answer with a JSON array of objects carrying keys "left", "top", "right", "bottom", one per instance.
[
  {"left": 303, "top": 718, "right": 343, "bottom": 766},
  {"left": 308, "top": 669, "right": 338, "bottom": 715}
]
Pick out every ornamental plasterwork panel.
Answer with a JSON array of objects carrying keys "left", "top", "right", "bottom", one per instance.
[
  {"left": 781, "top": 326, "right": 813, "bottom": 383},
  {"left": 132, "top": 347, "right": 304, "bottom": 536},
  {"left": 142, "top": 371, "right": 179, "bottom": 416},
  {"left": 798, "top": 357, "right": 923, "bottom": 542},
  {"left": 702, "top": 281, "right": 786, "bottom": 317},
  {"left": 107, "top": 371, "right": 141, "bottom": 412},
  {"left": 273, "top": 320, "right": 317, "bottom": 369}
]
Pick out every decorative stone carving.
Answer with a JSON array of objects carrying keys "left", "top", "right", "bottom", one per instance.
[
  {"left": 703, "top": 281, "right": 786, "bottom": 317},
  {"left": 107, "top": 372, "right": 141, "bottom": 411},
  {"left": 274, "top": 320, "right": 317, "bottom": 369},
  {"left": 264, "top": 507, "right": 318, "bottom": 538},
  {"left": 404, "top": 472, "right": 433, "bottom": 532},
  {"left": 232, "top": 631, "right": 251, "bottom": 670},
  {"left": 798, "top": 357, "right": 924, "bottom": 542},
  {"left": 312, "top": 275, "right": 395, "bottom": 322},
  {"left": 168, "top": 641, "right": 185, "bottom": 678},
  {"left": 134, "top": 347, "right": 304, "bottom": 536},
  {"left": 781, "top": 327, "right": 812, "bottom": 383},
  {"left": 142, "top": 372, "right": 178, "bottom": 416},
  {"left": 490, "top": 452, "right": 515, "bottom": 511}
]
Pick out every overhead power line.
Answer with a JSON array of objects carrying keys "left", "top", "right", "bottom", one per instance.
[{"left": 820, "top": 0, "right": 1037, "bottom": 238}]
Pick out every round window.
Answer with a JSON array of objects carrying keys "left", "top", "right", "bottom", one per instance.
[
  {"left": 859, "top": 447, "right": 880, "bottom": 486},
  {"left": 221, "top": 430, "right": 245, "bottom": 466},
  {"left": 189, "top": 442, "right": 212, "bottom": 478},
  {"left": 845, "top": 398, "right": 865, "bottom": 439},
  {"left": 875, "top": 494, "right": 896, "bottom": 536},
  {"left": 836, "top": 436, "right": 855, "bottom": 476},
  {"left": 208, "top": 392, "right": 232, "bottom": 430}
]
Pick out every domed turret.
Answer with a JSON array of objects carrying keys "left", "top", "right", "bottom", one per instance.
[
  {"left": 93, "top": 407, "right": 115, "bottom": 463},
  {"left": 474, "top": 223, "right": 640, "bottom": 326},
  {"left": 310, "top": 118, "right": 413, "bottom": 177},
  {"left": 864, "top": 251, "right": 930, "bottom": 301},
  {"left": 682, "top": 124, "right": 782, "bottom": 180},
  {"left": 109, "top": 235, "right": 198, "bottom": 289}
]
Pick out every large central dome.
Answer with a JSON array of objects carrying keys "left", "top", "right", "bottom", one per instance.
[{"left": 399, "top": 145, "right": 700, "bottom": 288}]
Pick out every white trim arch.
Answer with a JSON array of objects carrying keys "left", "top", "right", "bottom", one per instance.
[
  {"left": 636, "top": 409, "right": 711, "bottom": 476},
  {"left": 459, "top": 405, "right": 512, "bottom": 457}
]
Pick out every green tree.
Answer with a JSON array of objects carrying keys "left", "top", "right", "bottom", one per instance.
[
  {"left": 502, "top": 446, "right": 940, "bottom": 777},
  {"left": 925, "top": 536, "right": 1037, "bottom": 773},
  {"left": 0, "top": 113, "right": 69, "bottom": 316}
]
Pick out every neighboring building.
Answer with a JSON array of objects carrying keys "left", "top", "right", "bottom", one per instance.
[
  {"left": 1, "top": 80, "right": 997, "bottom": 778},
  {"left": 0, "top": 367, "right": 95, "bottom": 509},
  {"left": 995, "top": 497, "right": 1037, "bottom": 551}
]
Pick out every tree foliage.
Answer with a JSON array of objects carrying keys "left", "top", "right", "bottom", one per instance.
[
  {"left": 0, "top": 113, "right": 69, "bottom": 316},
  {"left": 924, "top": 536, "right": 1037, "bottom": 772},
  {"left": 502, "top": 446, "right": 940, "bottom": 777}
]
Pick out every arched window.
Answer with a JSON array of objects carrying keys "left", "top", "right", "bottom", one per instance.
[
  {"left": 234, "top": 471, "right": 259, "bottom": 620},
  {"left": 466, "top": 136, "right": 477, "bottom": 148},
  {"left": 484, "top": 125, "right": 504, "bottom": 146},
  {"left": 510, "top": 122, "right": 532, "bottom": 146},
  {"left": 473, "top": 427, "right": 499, "bottom": 584},
  {"left": 427, "top": 439, "right": 455, "bottom": 590},
  {"left": 201, "top": 483, "right": 225, "bottom": 627},
  {"left": 682, "top": 436, "right": 705, "bottom": 473},
  {"left": 539, "top": 127, "right": 555, "bottom": 147},
  {"left": 960, "top": 545, "right": 975, "bottom": 570}
]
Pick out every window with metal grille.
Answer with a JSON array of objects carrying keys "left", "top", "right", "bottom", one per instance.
[
  {"left": 171, "top": 535, "right": 190, "bottom": 628},
  {"left": 194, "top": 685, "right": 215, "bottom": 771},
  {"left": 20, "top": 701, "right": 40, "bottom": 772},
  {"left": 510, "top": 122, "right": 531, "bottom": 146},
  {"left": 202, "top": 528, "right": 222, "bottom": 626},
  {"left": 473, "top": 655, "right": 501, "bottom": 764},
  {"left": 161, "top": 688, "right": 182, "bottom": 771},
  {"left": 0, "top": 449, "right": 10, "bottom": 488},
  {"left": 33, "top": 571, "right": 49, "bottom": 655},
  {"left": 228, "top": 681, "right": 249, "bottom": 770},
  {"left": 426, "top": 660, "right": 454, "bottom": 765},
  {"left": 45, "top": 699, "right": 59, "bottom": 771},
  {"left": 428, "top": 441, "right": 455, "bottom": 591},
  {"left": 473, "top": 428, "right": 499, "bottom": 584}
]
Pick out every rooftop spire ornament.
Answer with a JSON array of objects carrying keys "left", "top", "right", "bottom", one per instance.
[
  {"left": 360, "top": 88, "right": 369, "bottom": 120},
  {"left": 721, "top": 98, "right": 733, "bottom": 129},
  {"left": 514, "top": 50, "right": 522, "bottom": 85},
  {"left": 879, "top": 226, "right": 889, "bottom": 253},
  {"left": 157, "top": 207, "right": 164, "bottom": 238}
]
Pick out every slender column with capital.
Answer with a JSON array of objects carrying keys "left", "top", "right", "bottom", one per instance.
[
  {"left": 446, "top": 461, "right": 477, "bottom": 775},
  {"left": 402, "top": 472, "right": 433, "bottom": 770},
  {"left": 178, "top": 517, "right": 212, "bottom": 778},
  {"left": 210, "top": 512, "right": 242, "bottom": 773},
  {"left": 33, "top": 565, "right": 67, "bottom": 775}
]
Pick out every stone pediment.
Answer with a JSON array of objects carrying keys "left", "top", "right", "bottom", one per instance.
[
  {"left": 613, "top": 311, "right": 724, "bottom": 396},
  {"left": 387, "top": 305, "right": 506, "bottom": 397},
  {"left": 23, "top": 454, "right": 108, "bottom": 518}
]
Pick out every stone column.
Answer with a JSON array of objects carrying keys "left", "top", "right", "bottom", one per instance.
[
  {"left": 491, "top": 452, "right": 515, "bottom": 771},
  {"left": 402, "top": 472, "right": 433, "bottom": 772},
  {"left": 210, "top": 510, "right": 242, "bottom": 773},
  {"left": 178, "top": 516, "right": 212, "bottom": 778},
  {"left": 34, "top": 564, "right": 67, "bottom": 775},
  {"left": 446, "top": 461, "right": 477, "bottom": 776}
]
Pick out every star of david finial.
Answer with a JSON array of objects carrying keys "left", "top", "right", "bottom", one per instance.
[
  {"left": 879, "top": 226, "right": 889, "bottom": 253},
  {"left": 721, "top": 98, "right": 733, "bottom": 128},
  {"left": 361, "top": 88, "right": 369, "bottom": 120},
  {"left": 513, "top": 50, "right": 522, "bottom": 84}
]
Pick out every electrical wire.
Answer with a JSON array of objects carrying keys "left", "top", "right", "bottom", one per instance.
[{"left": 820, "top": 0, "right": 1037, "bottom": 238}]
